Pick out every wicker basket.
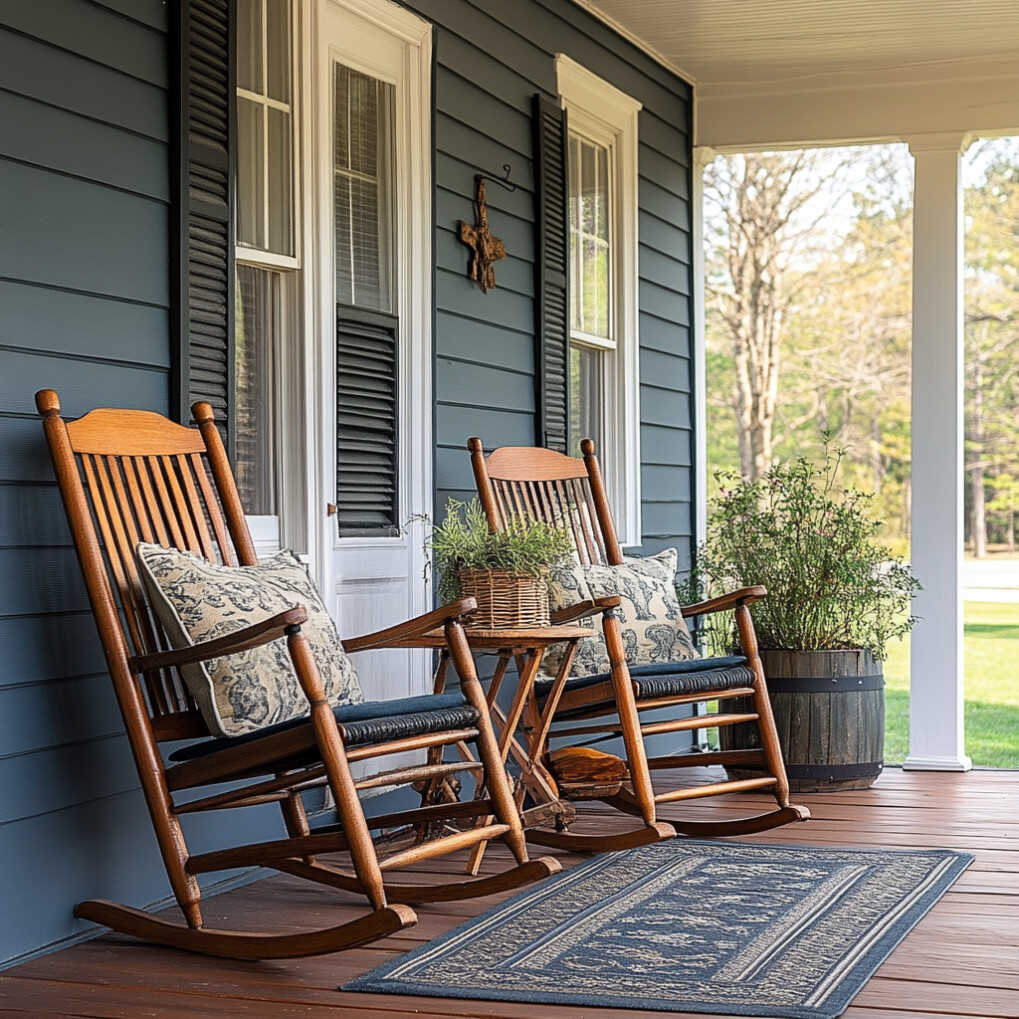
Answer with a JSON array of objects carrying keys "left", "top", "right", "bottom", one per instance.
[{"left": 457, "top": 568, "right": 550, "bottom": 629}]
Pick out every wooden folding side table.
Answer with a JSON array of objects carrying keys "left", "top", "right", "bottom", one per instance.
[{"left": 397, "top": 625, "right": 590, "bottom": 872}]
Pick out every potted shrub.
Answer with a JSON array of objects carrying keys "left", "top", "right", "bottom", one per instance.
[
  {"left": 690, "top": 446, "right": 919, "bottom": 791},
  {"left": 428, "top": 499, "right": 574, "bottom": 629}
]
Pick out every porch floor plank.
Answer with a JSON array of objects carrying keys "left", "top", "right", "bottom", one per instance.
[{"left": 1, "top": 767, "right": 1016, "bottom": 1018}]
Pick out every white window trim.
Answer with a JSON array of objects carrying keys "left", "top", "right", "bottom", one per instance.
[{"left": 556, "top": 54, "right": 642, "bottom": 548}]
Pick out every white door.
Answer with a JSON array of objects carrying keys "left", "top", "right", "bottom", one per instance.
[{"left": 310, "top": 0, "right": 432, "bottom": 714}]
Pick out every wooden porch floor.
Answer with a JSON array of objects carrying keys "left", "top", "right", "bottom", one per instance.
[{"left": 1, "top": 766, "right": 1017, "bottom": 1018}]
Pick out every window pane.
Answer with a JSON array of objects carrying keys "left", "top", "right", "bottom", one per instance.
[
  {"left": 267, "top": 107, "right": 293, "bottom": 255},
  {"left": 333, "top": 63, "right": 396, "bottom": 312},
  {"left": 582, "top": 238, "right": 609, "bottom": 336},
  {"left": 237, "top": 97, "right": 264, "bottom": 248},
  {"left": 581, "top": 141, "right": 596, "bottom": 235},
  {"left": 569, "top": 136, "right": 580, "bottom": 233},
  {"left": 266, "top": 0, "right": 290, "bottom": 102},
  {"left": 235, "top": 265, "right": 277, "bottom": 515},
  {"left": 570, "top": 344, "right": 604, "bottom": 457},
  {"left": 237, "top": 0, "right": 262, "bottom": 93},
  {"left": 593, "top": 143, "right": 609, "bottom": 242},
  {"left": 568, "top": 132, "right": 612, "bottom": 341}
]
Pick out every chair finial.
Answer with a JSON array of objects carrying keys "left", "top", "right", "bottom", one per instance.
[
  {"left": 35, "top": 389, "right": 62, "bottom": 417},
  {"left": 192, "top": 401, "right": 215, "bottom": 424}
]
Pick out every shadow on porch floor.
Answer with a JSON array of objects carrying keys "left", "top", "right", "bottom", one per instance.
[{"left": 1, "top": 766, "right": 1017, "bottom": 1018}]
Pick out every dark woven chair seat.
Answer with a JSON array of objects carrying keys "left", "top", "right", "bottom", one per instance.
[
  {"left": 534, "top": 655, "right": 755, "bottom": 718},
  {"left": 169, "top": 691, "right": 480, "bottom": 762}
]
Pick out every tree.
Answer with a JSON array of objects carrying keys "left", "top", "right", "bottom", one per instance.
[
  {"left": 705, "top": 151, "right": 857, "bottom": 482},
  {"left": 964, "top": 138, "right": 1019, "bottom": 556}
]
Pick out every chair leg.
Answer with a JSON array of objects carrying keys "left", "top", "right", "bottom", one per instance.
[
  {"left": 287, "top": 627, "right": 388, "bottom": 909},
  {"left": 603, "top": 612, "right": 657, "bottom": 825},
  {"left": 117, "top": 689, "right": 204, "bottom": 929},
  {"left": 445, "top": 620, "right": 529, "bottom": 865},
  {"left": 735, "top": 605, "right": 791, "bottom": 808},
  {"left": 279, "top": 775, "right": 316, "bottom": 865}
]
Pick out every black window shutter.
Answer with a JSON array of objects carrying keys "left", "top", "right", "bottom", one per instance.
[
  {"left": 532, "top": 94, "right": 570, "bottom": 453},
  {"left": 171, "top": 0, "right": 237, "bottom": 460},
  {"left": 336, "top": 308, "right": 400, "bottom": 537}
]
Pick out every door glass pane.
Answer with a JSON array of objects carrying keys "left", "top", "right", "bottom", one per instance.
[
  {"left": 570, "top": 343, "right": 604, "bottom": 458},
  {"left": 237, "top": 97, "right": 265, "bottom": 248},
  {"left": 237, "top": 0, "right": 262, "bottom": 93},
  {"left": 569, "top": 134, "right": 612, "bottom": 342},
  {"left": 333, "top": 63, "right": 396, "bottom": 312},
  {"left": 266, "top": 0, "right": 291, "bottom": 102},
  {"left": 235, "top": 265, "right": 277, "bottom": 515},
  {"left": 267, "top": 107, "right": 293, "bottom": 255}
]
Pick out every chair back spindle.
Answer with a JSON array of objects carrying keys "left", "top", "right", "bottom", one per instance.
[
  {"left": 36, "top": 391, "right": 257, "bottom": 741},
  {"left": 467, "top": 438, "right": 624, "bottom": 567}
]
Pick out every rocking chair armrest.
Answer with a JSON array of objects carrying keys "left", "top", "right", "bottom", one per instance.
[
  {"left": 129, "top": 607, "right": 308, "bottom": 673},
  {"left": 550, "top": 596, "right": 621, "bottom": 625},
  {"left": 342, "top": 598, "right": 479, "bottom": 653},
  {"left": 680, "top": 586, "right": 767, "bottom": 618}
]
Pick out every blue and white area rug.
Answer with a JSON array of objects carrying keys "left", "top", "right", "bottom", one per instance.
[{"left": 345, "top": 840, "right": 971, "bottom": 1018}]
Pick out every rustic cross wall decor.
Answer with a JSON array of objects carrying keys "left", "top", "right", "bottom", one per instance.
[{"left": 458, "top": 176, "right": 506, "bottom": 293}]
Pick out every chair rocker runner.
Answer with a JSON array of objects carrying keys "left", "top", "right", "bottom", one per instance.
[
  {"left": 36, "top": 389, "right": 559, "bottom": 961},
  {"left": 469, "top": 437, "right": 809, "bottom": 853}
]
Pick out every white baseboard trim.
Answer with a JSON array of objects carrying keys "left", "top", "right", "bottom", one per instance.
[{"left": 902, "top": 753, "right": 973, "bottom": 772}]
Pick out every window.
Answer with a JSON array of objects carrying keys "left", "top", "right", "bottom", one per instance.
[
  {"left": 557, "top": 55, "right": 642, "bottom": 547},
  {"left": 234, "top": 0, "right": 298, "bottom": 523},
  {"left": 237, "top": 0, "right": 295, "bottom": 258},
  {"left": 332, "top": 61, "right": 400, "bottom": 536},
  {"left": 333, "top": 65, "right": 396, "bottom": 313},
  {"left": 568, "top": 132, "right": 612, "bottom": 457},
  {"left": 235, "top": 265, "right": 278, "bottom": 515}
]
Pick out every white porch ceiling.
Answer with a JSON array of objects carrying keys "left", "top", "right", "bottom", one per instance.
[{"left": 579, "top": 0, "right": 1019, "bottom": 148}]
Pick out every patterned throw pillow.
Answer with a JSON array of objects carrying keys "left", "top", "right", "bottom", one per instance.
[
  {"left": 137, "top": 543, "right": 362, "bottom": 737},
  {"left": 544, "top": 548, "right": 698, "bottom": 679}
]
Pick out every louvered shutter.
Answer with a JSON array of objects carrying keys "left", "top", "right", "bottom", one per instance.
[
  {"left": 336, "top": 308, "right": 399, "bottom": 536},
  {"left": 171, "top": 0, "right": 237, "bottom": 459},
  {"left": 533, "top": 94, "right": 570, "bottom": 452}
]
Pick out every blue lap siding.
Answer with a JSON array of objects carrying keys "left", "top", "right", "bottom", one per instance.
[
  {"left": 412, "top": 0, "right": 695, "bottom": 561},
  {"left": 0, "top": 0, "right": 694, "bottom": 965},
  {"left": 0, "top": 2, "right": 284, "bottom": 967}
]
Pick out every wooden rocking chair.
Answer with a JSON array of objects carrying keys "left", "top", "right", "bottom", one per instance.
[
  {"left": 469, "top": 437, "right": 810, "bottom": 853},
  {"left": 35, "top": 389, "right": 559, "bottom": 960}
]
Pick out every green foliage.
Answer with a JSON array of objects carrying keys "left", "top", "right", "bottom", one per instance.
[
  {"left": 426, "top": 499, "right": 574, "bottom": 604},
  {"left": 883, "top": 601, "right": 1019, "bottom": 768},
  {"left": 696, "top": 444, "right": 920, "bottom": 659}
]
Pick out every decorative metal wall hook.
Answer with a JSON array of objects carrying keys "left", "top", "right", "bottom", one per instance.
[
  {"left": 476, "top": 163, "right": 517, "bottom": 193},
  {"left": 458, "top": 175, "right": 506, "bottom": 293}
]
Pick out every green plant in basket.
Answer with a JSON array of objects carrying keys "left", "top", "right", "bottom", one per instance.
[{"left": 429, "top": 498, "right": 574, "bottom": 603}]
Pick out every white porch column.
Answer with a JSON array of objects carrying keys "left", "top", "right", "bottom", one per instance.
[{"left": 904, "top": 132, "right": 972, "bottom": 772}]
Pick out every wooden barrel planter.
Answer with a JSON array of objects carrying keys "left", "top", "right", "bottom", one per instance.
[{"left": 719, "top": 649, "right": 884, "bottom": 791}]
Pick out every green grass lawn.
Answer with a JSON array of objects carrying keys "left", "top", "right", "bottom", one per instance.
[{"left": 883, "top": 601, "right": 1019, "bottom": 768}]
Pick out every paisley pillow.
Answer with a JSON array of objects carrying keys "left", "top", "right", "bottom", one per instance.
[
  {"left": 137, "top": 543, "right": 362, "bottom": 737},
  {"left": 544, "top": 548, "right": 698, "bottom": 679}
]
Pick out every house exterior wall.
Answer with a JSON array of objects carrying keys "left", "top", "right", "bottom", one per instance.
[
  {"left": 0, "top": 0, "right": 694, "bottom": 966},
  {"left": 0, "top": 1, "right": 285, "bottom": 968},
  {"left": 416, "top": 0, "right": 695, "bottom": 561}
]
